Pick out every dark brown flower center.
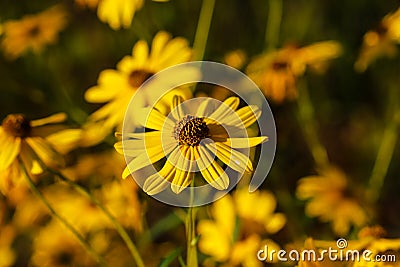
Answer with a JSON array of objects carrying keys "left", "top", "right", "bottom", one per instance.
[
  {"left": 128, "top": 70, "right": 154, "bottom": 88},
  {"left": 173, "top": 115, "right": 209, "bottom": 146},
  {"left": 272, "top": 61, "right": 289, "bottom": 70},
  {"left": 2, "top": 114, "right": 31, "bottom": 138},
  {"left": 28, "top": 25, "right": 41, "bottom": 37}
]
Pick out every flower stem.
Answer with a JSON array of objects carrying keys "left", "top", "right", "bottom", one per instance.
[
  {"left": 185, "top": 183, "right": 198, "bottom": 267},
  {"left": 47, "top": 169, "right": 146, "bottom": 267},
  {"left": 367, "top": 86, "right": 400, "bottom": 203},
  {"left": 192, "top": 0, "right": 216, "bottom": 61},
  {"left": 19, "top": 161, "right": 109, "bottom": 267},
  {"left": 265, "top": 0, "right": 283, "bottom": 51},
  {"left": 296, "top": 79, "right": 330, "bottom": 169}
]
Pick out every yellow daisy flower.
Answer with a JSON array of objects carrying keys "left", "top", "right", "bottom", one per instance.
[
  {"left": 296, "top": 166, "right": 368, "bottom": 235},
  {"left": 115, "top": 95, "right": 268, "bottom": 194},
  {"left": 0, "top": 113, "right": 76, "bottom": 195},
  {"left": 83, "top": 31, "right": 192, "bottom": 146},
  {"left": 234, "top": 189, "right": 286, "bottom": 234},
  {"left": 0, "top": 4, "right": 68, "bottom": 60},
  {"left": 97, "top": 0, "right": 144, "bottom": 30},
  {"left": 355, "top": 7, "right": 400, "bottom": 72},
  {"left": 246, "top": 41, "right": 342, "bottom": 103},
  {"left": 197, "top": 189, "right": 284, "bottom": 266},
  {"left": 31, "top": 220, "right": 96, "bottom": 267}
]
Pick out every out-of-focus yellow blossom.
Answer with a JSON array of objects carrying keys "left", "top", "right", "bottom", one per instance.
[
  {"left": 97, "top": 0, "right": 144, "bottom": 30},
  {"left": 198, "top": 195, "right": 235, "bottom": 262},
  {"left": 75, "top": 0, "right": 169, "bottom": 30},
  {"left": 115, "top": 95, "right": 267, "bottom": 194},
  {"left": 198, "top": 189, "right": 285, "bottom": 266},
  {"left": 0, "top": 113, "right": 80, "bottom": 195},
  {"left": 246, "top": 41, "right": 342, "bottom": 103},
  {"left": 0, "top": 4, "right": 68, "bottom": 60},
  {"left": 44, "top": 184, "right": 110, "bottom": 233},
  {"left": 0, "top": 225, "right": 16, "bottom": 267},
  {"left": 82, "top": 31, "right": 192, "bottom": 146},
  {"left": 312, "top": 226, "right": 400, "bottom": 267},
  {"left": 296, "top": 166, "right": 368, "bottom": 235},
  {"left": 31, "top": 220, "right": 96, "bottom": 267},
  {"left": 97, "top": 179, "right": 143, "bottom": 232},
  {"left": 61, "top": 150, "right": 125, "bottom": 182},
  {"left": 355, "top": 7, "right": 400, "bottom": 72},
  {"left": 234, "top": 189, "right": 286, "bottom": 234},
  {"left": 224, "top": 49, "right": 247, "bottom": 70}
]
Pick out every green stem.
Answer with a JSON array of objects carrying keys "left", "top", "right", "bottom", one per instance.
[
  {"left": 185, "top": 182, "right": 198, "bottom": 267},
  {"left": 296, "top": 80, "right": 330, "bottom": 169},
  {"left": 48, "top": 169, "right": 145, "bottom": 267},
  {"left": 192, "top": 0, "right": 216, "bottom": 61},
  {"left": 185, "top": 206, "right": 198, "bottom": 267},
  {"left": 265, "top": 0, "right": 283, "bottom": 51},
  {"left": 19, "top": 161, "right": 109, "bottom": 267},
  {"left": 367, "top": 87, "right": 400, "bottom": 203}
]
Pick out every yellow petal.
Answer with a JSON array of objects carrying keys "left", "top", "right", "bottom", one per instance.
[
  {"left": 121, "top": 142, "right": 173, "bottom": 178},
  {"left": 211, "top": 142, "right": 253, "bottom": 172},
  {"left": 222, "top": 136, "right": 268, "bottom": 148},
  {"left": 19, "top": 145, "right": 44, "bottom": 175},
  {"left": 46, "top": 129, "right": 82, "bottom": 154},
  {"left": 264, "top": 213, "right": 286, "bottom": 234},
  {"left": 219, "top": 105, "right": 261, "bottom": 128},
  {"left": 170, "top": 95, "right": 184, "bottom": 121},
  {"left": 196, "top": 146, "right": 229, "bottom": 190},
  {"left": 171, "top": 146, "right": 194, "bottom": 194},
  {"left": 25, "top": 137, "right": 65, "bottom": 169},
  {"left": 136, "top": 107, "right": 173, "bottom": 130},
  {"left": 236, "top": 105, "right": 261, "bottom": 128},
  {"left": 209, "top": 97, "right": 240, "bottom": 121},
  {"left": 84, "top": 70, "right": 126, "bottom": 102},
  {"left": 30, "top": 113, "right": 67, "bottom": 127},
  {"left": 0, "top": 130, "right": 20, "bottom": 172},
  {"left": 143, "top": 160, "right": 176, "bottom": 195}
]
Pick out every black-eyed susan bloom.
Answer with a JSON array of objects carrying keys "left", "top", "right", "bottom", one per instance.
[
  {"left": 0, "top": 113, "right": 80, "bottom": 194},
  {"left": 355, "top": 7, "right": 400, "bottom": 72},
  {"left": 246, "top": 41, "right": 342, "bottom": 103},
  {"left": 0, "top": 4, "right": 68, "bottom": 60},
  {"left": 115, "top": 95, "right": 268, "bottom": 195},
  {"left": 83, "top": 31, "right": 192, "bottom": 146}
]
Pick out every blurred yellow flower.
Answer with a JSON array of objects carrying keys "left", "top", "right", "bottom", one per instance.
[
  {"left": 0, "top": 225, "right": 16, "bottom": 267},
  {"left": 115, "top": 95, "right": 267, "bottom": 194},
  {"left": 355, "top": 7, "right": 400, "bottom": 72},
  {"left": 0, "top": 113, "right": 79, "bottom": 195},
  {"left": 97, "top": 0, "right": 144, "bottom": 30},
  {"left": 296, "top": 166, "right": 368, "bottom": 235},
  {"left": 98, "top": 179, "right": 143, "bottom": 233},
  {"left": 31, "top": 220, "right": 95, "bottom": 267},
  {"left": 246, "top": 41, "right": 342, "bottom": 103},
  {"left": 198, "top": 189, "right": 284, "bottom": 266},
  {"left": 224, "top": 49, "right": 247, "bottom": 70},
  {"left": 0, "top": 4, "right": 68, "bottom": 60},
  {"left": 198, "top": 194, "right": 235, "bottom": 262},
  {"left": 234, "top": 189, "right": 286, "bottom": 234},
  {"left": 44, "top": 184, "right": 110, "bottom": 233},
  {"left": 83, "top": 31, "right": 192, "bottom": 146}
]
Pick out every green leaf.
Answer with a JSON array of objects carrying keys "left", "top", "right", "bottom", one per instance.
[{"left": 158, "top": 247, "right": 183, "bottom": 267}]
